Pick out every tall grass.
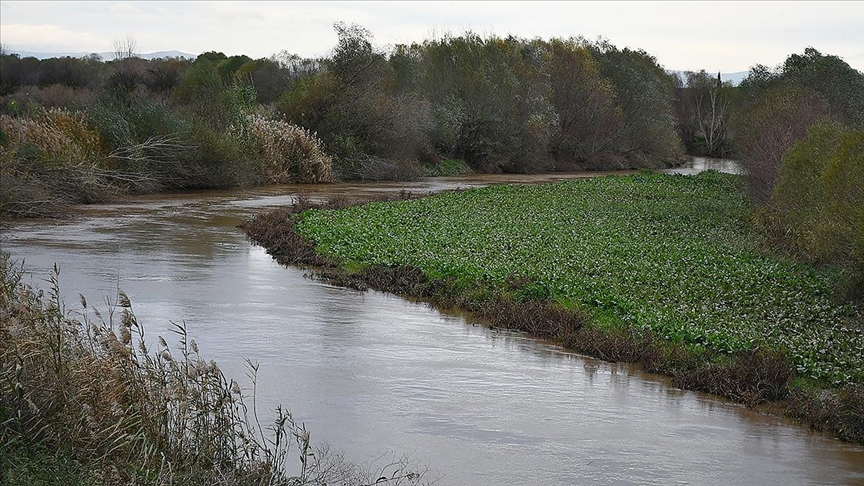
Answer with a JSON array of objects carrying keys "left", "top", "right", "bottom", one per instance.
[
  {"left": 0, "top": 107, "right": 163, "bottom": 217},
  {"left": 0, "top": 252, "right": 428, "bottom": 485},
  {"left": 237, "top": 115, "right": 334, "bottom": 184}
]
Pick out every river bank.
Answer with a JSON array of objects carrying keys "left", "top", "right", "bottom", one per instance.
[{"left": 243, "top": 170, "right": 864, "bottom": 444}]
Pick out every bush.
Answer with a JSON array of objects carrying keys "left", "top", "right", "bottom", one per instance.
[
  {"left": 5, "top": 84, "right": 93, "bottom": 112},
  {"left": 336, "top": 154, "right": 424, "bottom": 182},
  {"left": 239, "top": 115, "right": 334, "bottom": 184},
  {"left": 0, "top": 108, "right": 102, "bottom": 166},
  {"left": 87, "top": 97, "right": 193, "bottom": 192},
  {"left": 425, "top": 158, "right": 471, "bottom": 177},
  {"left": 771, "top": 122, "right": 864, "bottom": 299},
  {"left": 170, "top": 121, "right": 252, "bottom": 189},
  {"left": 0, "top": 151, "right": 63, "bottom": 218},
  {"left": 172, "top": 60, "right": 233, "bottom": 129}
]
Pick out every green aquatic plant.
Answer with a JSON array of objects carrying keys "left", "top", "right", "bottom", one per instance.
[{"left": 295, "top": 171, "right": 863, "bottom": 388}]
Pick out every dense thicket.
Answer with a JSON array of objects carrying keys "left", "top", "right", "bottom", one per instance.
[{"left": 1, "top": 26, "right": 691, "bottom": 217}]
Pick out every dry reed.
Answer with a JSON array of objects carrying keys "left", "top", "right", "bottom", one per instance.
[{"left": 0, "top": 252, "right": 430, "bottom": 485}]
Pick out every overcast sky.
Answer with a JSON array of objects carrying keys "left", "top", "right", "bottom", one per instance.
[{"left": 1, "top": 1, "right": 862, "bottom": 72}]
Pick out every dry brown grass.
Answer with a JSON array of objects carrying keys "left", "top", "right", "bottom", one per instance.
[
  {"left": 0, "top": 108, "right": 102, "bottom": 166},
  {"left": 787, "top": 384, "right": 864, "bottom": 444},
  {"left": 240, "top": 115, "right": 334, "bottom": 184},
  {"left": 0, "top": 253, "right": 431, "bottom": 485},
  {"left": 0, "top": 108, "right": 162, "bottom": 218},
  {"left": 0, "top": 256, "right": 288, "bottom": 484}
]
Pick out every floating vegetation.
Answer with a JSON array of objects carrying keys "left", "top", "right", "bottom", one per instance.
[{"left": 296, "top": 171, "right": 863, "bottom": 388}]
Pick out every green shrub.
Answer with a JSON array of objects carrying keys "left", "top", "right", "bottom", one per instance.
[
  {"left": 172, "top": 60, "right": 233, "bottom": 129},
  {"left": 169, "top": 121, "right": 251, "bottom": 188},
  {"left": 425, "top": 158, "right": 471, "bottom": 177},
  {"left": 772, "top": 122, "right": 864, "bottom": 299}
]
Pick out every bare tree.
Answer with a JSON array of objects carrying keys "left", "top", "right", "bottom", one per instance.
[
  {"left": 693, "top": 73, "right": 730, "bottom": 155},
  {"left": 113, "top": 34, "right": 139, "bottom": 61},
  {"left": 685, "top": 71, "right": 730, "bottom": 156}
]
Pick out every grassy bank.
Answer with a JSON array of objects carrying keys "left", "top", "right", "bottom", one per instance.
[
  {"left": 0, "top": 253, "right": 427, "bottom": 485},
  {"left": 244, "top": 171, "right": 864, "bottom": 443}
]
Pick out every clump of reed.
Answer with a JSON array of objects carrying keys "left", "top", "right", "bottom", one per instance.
[
  {"left": 0, "top": 254, "right": 290, "bottom": 484},
  {"left": 0, "top": 108, "right": 106, "bottom": 216},
  {"left": 0, "top": 252, "right": 429, "bottom": 485},
  {"left": 238, "top": 115, "right": 334, "bottom": 184},
  {"left": 0, "top": 107, "right": 163, "bottom": 217},
  {"left": 0, "top": 108, "right": 102, "bottom": 165}
]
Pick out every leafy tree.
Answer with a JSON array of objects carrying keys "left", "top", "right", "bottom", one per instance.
[
  {"left": 676, "top": 70, "right": 733, "bottom": 156},
  {"left": 197, "top": 51, "right": 228, "bottom": 63},
  {"left": 143, "top": 58, "right": 189, "bottom": 94},
  {"left": 421, "top": 34, "right": 556, "bottom": 172},
  {"left": 241, "top": 58, "right": 288, "bottom": 104},
  {"left": 780, "top": 48, "right": 864, "bottom": 126},
  {"left": 546, "top": 38, "right": 621, "bottom": 165},
  {"left": 737, "top": 85, "right": 831, "bottom": 202},
  {"left": 279, "top": 23, "right": 432, "bottom": 178},
  {"left": 589, "top": 41, "right": 683, "bottom": 164},
  {"left": 217, "top": 55, "right": 253, "bottom": 81},
  {"left": 330, "top": 22, "right": 383, "bottom": 88}
]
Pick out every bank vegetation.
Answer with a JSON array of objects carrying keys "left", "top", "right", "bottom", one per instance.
[
  {"left": 5, "top": 25, "right": 856, "bottom": 219},
  {"left": 0, "top": 253, "right": 429, "bottom": 485}
]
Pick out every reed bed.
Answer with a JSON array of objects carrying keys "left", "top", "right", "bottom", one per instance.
[{"left": 0, "top": 252, "right": 428, "bottom": 485}]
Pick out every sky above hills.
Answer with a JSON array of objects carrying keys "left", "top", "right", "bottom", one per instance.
[{"left": 1, "top": 1, "right": 862, "bottom": 73}]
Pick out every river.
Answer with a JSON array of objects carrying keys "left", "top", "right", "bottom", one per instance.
[{"left": 2, "top": 159, "right": 862, "bottom": 485}]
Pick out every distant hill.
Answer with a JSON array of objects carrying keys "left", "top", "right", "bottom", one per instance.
[
  {"left": 7, "top": 50, "right": 197, "bottom": 61},
  {"left": 669, "top": 70, "right": 750, "bottom": 86}
]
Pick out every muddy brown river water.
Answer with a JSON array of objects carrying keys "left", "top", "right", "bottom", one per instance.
[{"left": 2, "top": 159, "right": 863, "bottom": 485}]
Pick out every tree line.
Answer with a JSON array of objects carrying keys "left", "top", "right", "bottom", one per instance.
[
  {"left": 2, "top": 27, "right": 860, "bottom": 179},
  {"left": 1, "top": 25, "right": 692, "bottom": 200}
]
